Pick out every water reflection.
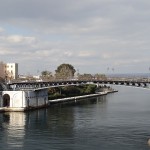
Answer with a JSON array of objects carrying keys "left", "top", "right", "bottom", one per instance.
[
  {"left": 0, "top": 96, "right": 107, "bottom": 150},
  {"left": 0, "top": 88, "right": 150, "bottom": 150},
  {"left": 2, "top": 112, "right": 26, "bottom": 149}
]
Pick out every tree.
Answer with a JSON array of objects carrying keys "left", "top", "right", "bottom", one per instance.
[
  {"left": 41, "top": 70, "right": 53, "bottom": 81},
  {"left": 78, "top": 73, "right": 93, "bottom": 80},
  {"left": 0, "top": 77, "right": 5, "bottom": 82},
  {"left": 55, "top": 64, "right": 76, "bottom": 80},
  {"left": 84, "top": 84, "right": 97, "bottom": 94},
  {"left": 62, "top": 86, "right": 80, "bottom": 96},
  {"left": 94, "top": 73, "right": 107, "bottom": 80}
]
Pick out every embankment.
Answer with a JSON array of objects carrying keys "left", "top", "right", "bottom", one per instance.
[{"left": 49, "top": 90, "right": 118, "bottom": 104}]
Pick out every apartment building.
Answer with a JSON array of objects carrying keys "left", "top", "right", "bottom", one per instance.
[
  {"left": 5, "top": 63, "right": 18, "bottom": 80},
  {"left": 0, "top": 62, "right": 18, "bottom": 80}
]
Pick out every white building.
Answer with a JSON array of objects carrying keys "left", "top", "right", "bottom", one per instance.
[
  {"left": 0, "top": 82, "right": 49, "bottom": 112},
  {"left": 0, "top": 62, "right": 19, "bottom": 80},
  {"left": 5, "top": 63, "right": 18, "bottom": 80},
  {"left": 0, "top": 89, "right": 49, "bottom": 112}
]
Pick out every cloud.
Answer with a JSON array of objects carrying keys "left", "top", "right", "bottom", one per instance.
[
  {"left": 78, "top": 51, "right": 97, "bottom": 57},
  {"left": 0, "top": 27, "right": 4, "bottom": 32},
  {"left": 0, "top": 49, "right": 17, "bottom": 55},
  {"left": 0, "top": 0, "right": 150, "bottom": 74},
  {"left": 6, "top": 35, "right": 35, "bottom": 43}
]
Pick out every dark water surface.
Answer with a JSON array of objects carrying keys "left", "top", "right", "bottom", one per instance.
[{"left": 0, "top": 86, "right": 150, "bottom": 150}]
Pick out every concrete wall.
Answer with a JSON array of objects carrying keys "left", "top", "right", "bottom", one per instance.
[{"left": 25, "top": 89, "right": 48, "bottom": 108}]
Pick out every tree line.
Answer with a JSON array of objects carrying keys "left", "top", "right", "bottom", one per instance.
[
  {"left": 48, "top": 84, "right": 112, "bottom": 100},
  {"left": 48, "top": 84, "right": 97, "bottom": 100},
  {"left": 41, "top": 63, "right": 107, "bottom": 81}
]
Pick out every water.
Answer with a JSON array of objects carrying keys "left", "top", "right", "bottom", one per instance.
[{"left": 0, "top": 86, "right": 150, "bottom": 150}]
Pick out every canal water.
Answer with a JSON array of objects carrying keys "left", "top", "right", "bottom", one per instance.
[{"left": 0, "top": 86, "right": 150, "bottom": 150}]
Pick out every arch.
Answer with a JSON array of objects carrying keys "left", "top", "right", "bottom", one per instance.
[{"left": 3, "top": 94, "right": 10, "bottom": 107}]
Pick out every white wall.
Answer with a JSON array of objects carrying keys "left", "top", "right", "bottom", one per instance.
[
  {"left": 1, "top": 89, "right": 48, "bottom": 108},
  {"left": 2, "top": 91, "right": 25, "bottom": 108},
  {"left": 5, "top": 63, "right": 18, "bottom": 79}
]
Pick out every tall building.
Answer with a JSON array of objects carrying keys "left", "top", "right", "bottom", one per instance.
[
  {"left": 0, "top": 62, "right": 19, "bottom": 80},
  {"left": 5, "top": 63, "right": 18, "bottom": 80},
  {"left": 0, "top": 61, "right": 6, "bottom": 79}
]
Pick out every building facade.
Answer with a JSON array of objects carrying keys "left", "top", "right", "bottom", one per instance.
[
  {"left": 5, "top": 63, "right": 18, "bottom": 80},
  {"left": 0, "top": 89, "right": 49, "bottom": 111},
  {"left": 0, "top": 62, "right": 18, "bottom": 80}
]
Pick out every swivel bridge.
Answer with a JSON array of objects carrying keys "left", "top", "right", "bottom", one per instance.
[{"left": 8, "top": 80, "right": 150, "bottom": 91}]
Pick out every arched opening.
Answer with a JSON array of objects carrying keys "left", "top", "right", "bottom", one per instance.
[{"left": 3, "top": 94, "right": 10, "bottom": 107}]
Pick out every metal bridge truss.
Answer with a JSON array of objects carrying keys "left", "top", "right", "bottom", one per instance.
[{"left": 8, "top": 80, "right": 150, "bottom": 91}]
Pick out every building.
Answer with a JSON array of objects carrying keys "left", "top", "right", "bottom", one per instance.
[
  {"left": 5, "top": 63, "right": 18, "bottom": 80},
  {"left": 0, "top": 81, "right": 49, "bottom": 112},
  {"left": 0, "top": 89, "right": 49, "bottom": 112},
  {"left": 0, "top": 62, "right": 18, "bottom": 80},
  {"left": 0, "top": 62, "right": 5, "bottom": 79}
]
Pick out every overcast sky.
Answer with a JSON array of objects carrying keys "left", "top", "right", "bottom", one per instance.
[{"left": 0, "top": 0, "right": 150, "bottom": 75}]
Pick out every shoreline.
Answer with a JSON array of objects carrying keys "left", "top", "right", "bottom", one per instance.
[
  {"left": 0, "top": 90, "right": 118, "bottom": 112},
  {"left": 49, "top": 90, "right": 118, "bottom": 104}
]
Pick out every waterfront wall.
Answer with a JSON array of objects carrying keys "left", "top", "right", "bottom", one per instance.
[
  {"left": 49, "top": 90, "right": 118, "bottom": 104},
  {"left": 0, "top": 86, "right": 117, "bottom": 112},
  {"left": 0, "top": 89, "right": 49, "bottom": 112}
]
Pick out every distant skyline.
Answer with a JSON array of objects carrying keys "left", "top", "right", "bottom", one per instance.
[{"left": 0, "top": 0, "right": 150, "bottom": 75}]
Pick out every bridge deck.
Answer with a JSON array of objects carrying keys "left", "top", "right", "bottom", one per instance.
[{"left": 8, "top": 80, "right": 150, "bottom": 91}]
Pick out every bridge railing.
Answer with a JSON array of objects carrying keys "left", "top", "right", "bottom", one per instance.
[{"left": 7, "top": 79, "right": 150, "bottom": 91}]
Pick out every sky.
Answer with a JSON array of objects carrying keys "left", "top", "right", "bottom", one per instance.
[{"left": 0, "top": 0, "right": 150, "bottom": 75}]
